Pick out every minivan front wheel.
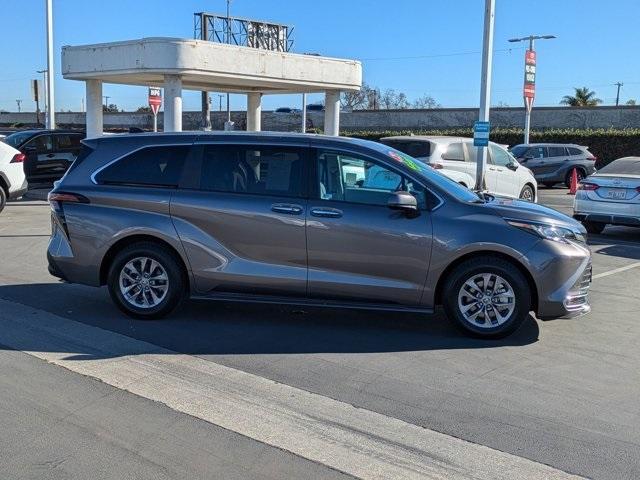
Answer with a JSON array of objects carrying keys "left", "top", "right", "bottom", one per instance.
[
  {"left": 107, "top": 242, "right": 185, "bottom": 319},
  {"left": 442, "top": 257, "right": 531, "bottom": 338}
]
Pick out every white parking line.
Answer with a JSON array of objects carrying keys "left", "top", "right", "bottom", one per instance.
[
  {"left": 593, "top": 262, "right": 640, "bottom": 280},
  {"left": 0, "top": 299, "right": 583, "bottom": 480}
]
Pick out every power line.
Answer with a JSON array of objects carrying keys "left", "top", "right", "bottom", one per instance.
[{"left": 361, "top": 46, "right": 525, "bottom": 61}]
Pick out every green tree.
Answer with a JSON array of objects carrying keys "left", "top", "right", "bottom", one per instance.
[
  {"left": 136, "top": 106, "right": 152, "bottom": 113},
  {"left": 560, "top": 87, "right": 602, "bottom": 107},
  {"left": 103, "top": 103, "right": 121, "bottom": 113},
  {"left": 626, "top": 99, "right": 636, "bottom": 106}
]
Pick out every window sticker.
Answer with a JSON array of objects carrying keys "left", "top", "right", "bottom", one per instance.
[{"left": 389, "top": 150, "right": 421, "bottom": 172}]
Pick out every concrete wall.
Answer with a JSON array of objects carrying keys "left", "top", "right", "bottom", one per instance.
[{"left": 2, "top": 106, "right": 639, "bottom": 132}]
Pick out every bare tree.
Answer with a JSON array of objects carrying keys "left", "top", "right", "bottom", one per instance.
[
  {"left": 413, "top": 94, "right": 439, "bottom": 109},
  {"left": 341, "top": 83, "right": 381, "bottom": 110},
  {"left": 626, "top": 99, "right": 637, "bottom": 106},
  {"left": 379, "top": 89, "right": 410, "bottom": 109}
]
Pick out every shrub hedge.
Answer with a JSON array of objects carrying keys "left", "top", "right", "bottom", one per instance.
[{"left": 342, "top": 128, "right": 640, "bottom": 165}]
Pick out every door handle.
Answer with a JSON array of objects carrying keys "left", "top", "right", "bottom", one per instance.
[
  {"left": 271, "top": 203, "right": 303, "bottom": 215},
  {"left": 46, "top": 153, "right": 56, "bottom": 158},
  {"left": 489, "top": 167, "right": 496, "bottom": 171},
  {"left": 310, "top": 207, "right": 343, "bottom": 218}
]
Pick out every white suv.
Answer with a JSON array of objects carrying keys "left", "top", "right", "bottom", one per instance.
[
  {"left": 0, "top": 141, "right": 27, "bottom": 212},
  {"left": 381, "top": 136, "right": 537, "bottom": 202}
]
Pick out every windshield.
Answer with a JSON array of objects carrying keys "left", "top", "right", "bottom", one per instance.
[
  {"left": 597, "top": 157, "right": 640, "bottom": 175},
  {"left": 384, "top": 148, "right": 482, "bottom": 203},
  {"left": 510, "top": 145, "right": 528, "bottom": 158},
  {"left": 3, "top": 131, "right": 34, "bottom": 149}
]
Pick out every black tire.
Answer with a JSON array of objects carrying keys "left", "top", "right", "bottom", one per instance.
[
  {"left": 0, "top": 186, "right": 6, "bottom": 214},
  {"left": 442, "top": 257, "right": 531, "bottom": 339},
  {"left": 582, "top": 221, "right": 606, "bottom": 235},
  {"left": 519, "top": 184, "right": 535, "bottom": 202},
  {"left": 564, "top": 168, "right": 585, "bottom": 188},
  {"left": 107, "top": 241, "right": 186, "bottom": 319},
  {"left": 543, "top": 182, "right": 556, "bottom": 188}
]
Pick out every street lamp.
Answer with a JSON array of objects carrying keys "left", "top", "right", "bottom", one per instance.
[
  {"left": 508, "top": 35, "right": 556, "bottom": 144},
  {"left": 45, "top": 0, "right": 55, "bottom": 129}
]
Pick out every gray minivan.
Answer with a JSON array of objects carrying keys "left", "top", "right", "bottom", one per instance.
[{"left": 47, "top": 132, "right": 592, "bottom": 338}]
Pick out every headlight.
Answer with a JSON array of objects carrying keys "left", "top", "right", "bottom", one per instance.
[{"left": 507, "top": 220, "right": 586, "bottom": 244}]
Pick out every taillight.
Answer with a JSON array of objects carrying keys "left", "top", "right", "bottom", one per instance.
[
  {"left": 431, "top": 162, "right": 444, "bottom": 169},
  {"left": 636, "top": 186, "right": 640, "bottom": 193},
  {"left": 48, "top": 191, "right": 89, "bottom": 213},
  {"left": 578, "top": 182, "right": 599, "bottom": 191},
  {"left": 10, "top": 153, "right": 26, "bottom": 163},
  {"left": 586, "top": 155, "right": 597, "bottom": 162}
]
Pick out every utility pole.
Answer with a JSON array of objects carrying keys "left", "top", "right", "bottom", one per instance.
[
  {"left": 615, "top": 82, "right": 623, "bottom": 106},
  {"left": 508, "top": 34, "right": 556, "bottom": 144},
  {"left": 224, "top": 0, "right": 234, "bottom": 130},
  {"left": 217, "top": 94, "right": 224, "bottom": 112},
  {"left": 474, "top": 0, "right": 495, "bottom": 191},
  {"left": 301, "top": 93, "right": 307, "bottom": 133},
  {"left": 45, "top": 0, "right": 55, "bottom": 129},
  {"left": 16, "top": 100, "right": 22, "bottom": 113},
  {"left": 37, "top": 69, "right": 48, "bottom": 112},
  {"left": 103, "top": 96, "right": 110, "bottom": 108},
  {"left": 198, "top": 12, "right": 212, "bottom": 130}
]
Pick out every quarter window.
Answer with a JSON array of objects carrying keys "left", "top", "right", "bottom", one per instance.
[
  {"left": 567, "top": 147, "right": 582, "bottom": 156},
  {"left": 199, "top": 145, "right": 305, "bottom": 198},
  {"left": 95, "top": 146, "right": 189, "bottom": 187},
  {"left": 316, "top": 150, "right": 426, "bottom": 208}
]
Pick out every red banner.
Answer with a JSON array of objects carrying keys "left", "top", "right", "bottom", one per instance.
[{"left": 523, "top": 49, "right": 536, "bottom": 105}]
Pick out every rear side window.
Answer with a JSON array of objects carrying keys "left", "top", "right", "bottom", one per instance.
[
  {"left": 199, "top": 144, "right": 306, "bottom": 198},
  {"left": 442, "top": 142, "right": 465, "bottom": 161},
  {"left": 568, "top": 147, "right": 583, "bottom": 156},
  {"left": 381, "top": 140, "right": 431, "bottom": 158},
  {"left": 95, "top": 145, "right": 189, "bottom": 187},
  {"left": 55, "top": 134, "right": 82, "bottom": 150},
  {"left": 548, "top": 146, "right": 567, "bottom": 157}
]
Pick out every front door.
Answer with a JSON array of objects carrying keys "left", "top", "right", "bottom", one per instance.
[
  {"left": 171, "top": 142, "right": 309, "bottom": 297},
  {"left": 489, "top": 144, "right": 519, "bottom": 197},
  {"left": 306, "top": 149, "right": 433, "bottom": 306}
]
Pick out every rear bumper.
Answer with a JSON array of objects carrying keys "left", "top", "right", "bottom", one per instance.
[
  {"left": 8, "top": 179, "right": 28, "bottom": 200},
  {"left": 574, "top": 213, "right": 640, "bottom": 227}
]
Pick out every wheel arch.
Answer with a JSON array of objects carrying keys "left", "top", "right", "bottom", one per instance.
[
  {"left": 434, "top": 251, "right": 538, "bottom": 313},
  {"left": 99, "top": 234, "right": 191, "bottom": 291}
]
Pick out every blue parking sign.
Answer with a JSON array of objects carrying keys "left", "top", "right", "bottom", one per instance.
[{"left": 473, "top": 121, "right": 490, "bottom": 147}]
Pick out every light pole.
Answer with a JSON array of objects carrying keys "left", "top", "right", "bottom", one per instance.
[
  {"left": 45, "top": 0, "right": 55, "bottom": 129},
  {"left": 508, "top": 34, "right": 556, "bottom": 144},
  {"left": 474, "top": 0, "right": 495, "bottom": 191},
  {"left": 224, "top": 0, "right": 233, "bottom": 130}
]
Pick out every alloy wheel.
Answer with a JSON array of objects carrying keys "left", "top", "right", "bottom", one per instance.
[
  {"left": 119, "top": 257, "right": 169, "bottom": 309},
  {"left": 457, "top": 273, "right": 516, "bottom": 328}
]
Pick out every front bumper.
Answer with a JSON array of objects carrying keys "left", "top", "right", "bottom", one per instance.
[{"left": 526, "top": 239, "right": 592, "bottom": 320}]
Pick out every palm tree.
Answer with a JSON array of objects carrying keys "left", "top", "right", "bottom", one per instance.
[{"left": 560, "top": 87, "right": 602, "bottom": 107}]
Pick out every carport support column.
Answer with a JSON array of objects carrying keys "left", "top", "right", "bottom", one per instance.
[
  {"left": 246, "top": 92, "right": 262, "bottom": 131},
  {"left": 324, "top": 90, "right": 341, "bottom": 136},
  {"left": 85, "top": 80, "right": 103, "bottom": 138},
  {"left": 164, "top": 75, "right": 183, "bottom": 132}
]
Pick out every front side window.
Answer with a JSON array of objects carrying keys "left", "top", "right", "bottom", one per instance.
[
  {"left": 489, "top": 144, "right": 513, "bottom": 167},
  {"left": 95, "top": 145, "right": 189, "bottom": 187},
  {"left": 528, "top": 147, "right": 547, "bottom": 158},
  {"left": 317, "top": 150, "right": 426, "bottom": 208},
  {"left": 199, "top": 145, "right": 305, "bottom": 198}
]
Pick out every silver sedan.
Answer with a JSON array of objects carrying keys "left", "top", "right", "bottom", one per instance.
[{"left": 573, "top": 156, "right": 640, "bottom": 234}]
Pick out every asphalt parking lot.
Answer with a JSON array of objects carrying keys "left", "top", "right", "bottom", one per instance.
[{"left": 1, "top": 187, "right": 639, "bottom": 479}]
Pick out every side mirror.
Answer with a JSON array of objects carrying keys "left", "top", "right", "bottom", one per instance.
[
  {"left": 506, "top": 161, "right": 519, "bottom": 171},
  {"left": 388, "top": 191, "right": 417, "bottom": 212}
]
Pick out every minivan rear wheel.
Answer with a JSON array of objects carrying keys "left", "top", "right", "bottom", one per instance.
[
  {"left": 442, "top": 257, "right": 531, "bottom": 338},
  {"left": 107, "top": 242, "right": 185, "bottom": 319}
]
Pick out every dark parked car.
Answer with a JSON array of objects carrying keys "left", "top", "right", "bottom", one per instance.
[
  {"left": 3, "top": 129, "right": 84, "bottom": 184},
  {"left": 510, "top": 143, "right": 596, "bottom": 188},
  {"left": 47, "top": 132, "right": 592, "bottom": 338},
  {"left": 306, "top": 104, "right": 325, "bottom": 112}
]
